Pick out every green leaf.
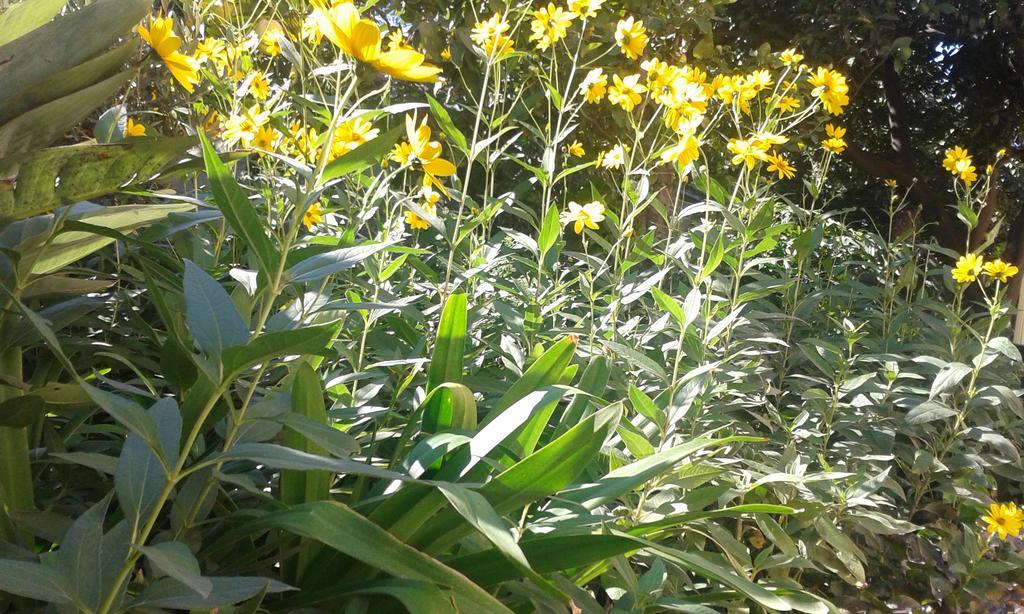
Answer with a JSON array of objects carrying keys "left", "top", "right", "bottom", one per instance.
[
  {"left": 256, "top": 501, "right": 513, "bottom": 613},
  {"left": 211, "top": 443, "right": 403, "bottom": 482},
  {"left": 427, "top": 292, "right": 467, "bottom": 394},
  {"left": 130, "top": 576, "right": 292, "bottom": 609},
  {"left": 322, "top": 124, "right": 403, "bottom": 181},
  {"left": 221, "top": 324, "right": 335, "bottom": 376},
  {"left": 56, "top": 496, "right": 131, "bottom": 611},
  {"left": 426, "top": 95, "right": 468, "bottom": 154},
  {"left": 905, "top": 400, "right": 957, "bottom": 424},
  {"left": 280, "top": 363, "right": 332, "bottom": 506},
  {"left": 115, "top": 398, "right": 181, "bottom": 532},
  {"left": 137, "top": 541, "right": 213, "bottom": 598},
  {"left": 485, "top": 337, "right": 577, "bottom": 419},
  {"left": 538, "top": 204, "right": 560, "bottom": 258},
  {"left": 198, "top": 130, "right": 279, "bottom": 280},
  {"left": 603, "top": 339, "right": 668, "bottom": 382},
  {"left": 0, "top": 559, "right": 71, "bottom": 603},
  {"left": 929, "top": 362, "right": 972, "bottom": 398},
  {"left": 80, "top": 383, "right": 165, "bottom": 460},
  {"left": 422, "top": 381, "right": 477, "bottom": 435},
  {"left": 0, "top": 0, "right": 68, "bottom": 45},
  {"left": 286, "top": 242, "right": 394, "bottom": 283},
  {"left": 184, "top": 260, "right": 251, "bottom": 357},
  {"left": 342, "top": 579, "right": 457, "bottom": 614}
]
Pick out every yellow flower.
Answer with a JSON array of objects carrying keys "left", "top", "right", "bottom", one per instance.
[
  {"left": 773, "top": 95, "right": 800, "bottom": 113},
  {"left": 601, "top": 144, "right": 627, "bottom": 168},
  {"left": 765, "top": 151, "right": 796, "bottom": 179},
  {"left": 943, "top": 146, "right": 978, "bottom": 185},
  {"left": 568, "top": 0, "right": 604, "bottom": 19},
  {"left": 884, "top": 178, "right": 898, "bottom": 187},
  {"left": 250, "top": 72, "right": 271, "bottom": 100},
  {"left": 302, "top": 13, "right": 324, "bottom": 44},
  {"left": 607, "top": 73, "right": 647, "bottom": 112},
  {"left": 303, "top": 202, "right": 325, "bottom": 230},
  {"left": 822, "top": 123, "right": 847, "bottom": 154},
  {"left": 257, "top": 19, "right": 285, "bottom": 56},
  {"left": 727, "top": 138, "right": 765, "bottom": 169},
  {"left": 660, "top": 132, "right": 700, "bottom": 173},
  {"left": 471, "top": 13, "right": 514, "bottom": 59},
  {"left": 316, "top": 2, "right": 441, "bottom": 82},
  {"left": 746, "top": 69, "right": 773, "bottom": 92},
  {"left": 567, "top": 140, "right": 585, "bottom": 157},
  {"left": 386, "top": 30, "right": 414, "bottom": 51},
  {"left": 406, "top": 194, "right": 438, "bottom": 231},
  {"left": 124, "top": 118, "right": 147, "bottom": 137},
  {"left": 441, "top": 46, "right": 452, "bottom": 61},
  {"left": 808, "top": 66, "right": 849, "bottom": 115},
  {"left": 253, "top": 125, "right": 279, "bottom": 153},
  {"left": 779, "top": 48, "right": 804, "bottom": 65},
  {"left": 391, "top": 114, "right": 457, "bottom": 194},
  {"left": 951, "top": 253, "right": 984, "bottom": 283},
  {"left": 195, "top": 38, "right": 229, "bottom": 69},
  {"left": 222, "top": 104, "right": 270, "bottom": 147},
  {"left": 982, "top": 502, "right": 1024, "bottom": 541},
  {"left": 560, "top": 201, "right": 605, "bottom": 233},
  {"left": 983, "top": 259, "right": 1019, "bottom": 283},
  {"left": 580, "top": 68, "right": 608, "bottom": 103},
  {"left": 615, "top": 17, "right": 647, "bottom": 60},
  {"left": 331, "top": 116, "right": 380, "bottom": 159},
  {"left": 136, "top": 15, "right": 201, "bottom": 92},
  {"left": 530, "top": 3, "right": 574, "bottom": 51}
]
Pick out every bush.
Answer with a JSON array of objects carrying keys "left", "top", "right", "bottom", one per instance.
[{"left": 0, "top": 1, "right": 1021, "bottom": 612}]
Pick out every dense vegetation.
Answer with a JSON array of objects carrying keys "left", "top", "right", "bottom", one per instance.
[{"left": 0, "top": 0, "right": 1021, "bottom": 612}]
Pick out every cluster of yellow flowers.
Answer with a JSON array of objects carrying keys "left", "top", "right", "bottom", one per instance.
[
  {"left": 951, "top": 253, "right": 1018, "bottom": 284},
  {"left": 943, "top": 146, "right": 978, "bottom": 185},
  {"left": 389, "top": 115, "right": 457, "bottom": 229},
  {"left": 822, "top": 123, "right": 847, "bottom": 154},
  {"left": 982, "top": 502, "right": 1024, "bottom": 541}
]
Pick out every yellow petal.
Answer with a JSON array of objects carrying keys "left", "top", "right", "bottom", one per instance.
[
  {"left": 422, "top": 158, "right": 456, "bottom": 177},
  {"left": 349, "top": 20, "right": 382, "bottom": 62}
]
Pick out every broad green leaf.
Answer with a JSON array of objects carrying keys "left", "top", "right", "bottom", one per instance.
[
  {"left": 221, "top": 324, "right": 335, "bottom": 376},
  {"left": 421, "top": 381, "right": 477, "bottom": 435},
  {"left": 484, "top": 337, "right": 577, "bottom": 419},
  {"left": 285, "top": 242, "right": 394, "bottom": 283},
  {"left": 256, "top": 501, "right": 513, "bottom": 613},
  {"left": 343, "top": 579, "right": 457, "bottom": 614},
  {"left": 184, "top": 260, "right": 250, "bottom": 357},
  {"left": 115, "top": 398, "right": 181, "bottom": 532},
  {"left": 321, "top": 124, "right": 403, "bottom": 181},
  {"left": 426, "top": 293, "right": 467, "bottom": 392},
  {"left": 426, "top": 95, "right": 468, "bottom": 153},
  {"left": 929, "top": 362, "right": 972, "bottom": 398},
  {"left": 80, "top": 383, "right": 165, "bottom": 460},
  {"left": 137, "top": 541, "right": 213, "bottom": 598},
  {"left": 56, "top": 497, "right": 131, "bottom": 611},
  {"left": 0, "top": 0, "right": 68, "bottom": 45},
  {"left": 130, "top": 576, "right": 292, "bottom": 609},
  {"left": 198, "top": 131, "right": 279, "bottom": 280},
  {"left": 905, "top": 400, "right": 957, "bottom": 425},
  {"left": 0, "top": 559, "right": 71, "bottom": 603},
  {"left": 537, "top": 204, "right": 560, "bottom": 258}
]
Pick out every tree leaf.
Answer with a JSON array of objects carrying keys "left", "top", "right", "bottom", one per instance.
[
  {"left": 905, "top": 400, "right": 957, "bottom": 424},
  {"left": 184, "top": 260, "right": 250, "bottom": 357}
]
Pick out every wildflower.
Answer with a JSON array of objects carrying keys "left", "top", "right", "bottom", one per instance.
[
  {"left": 982, "top": 502, "right": 1024, "bottom": 541},
  {"left": 250, "top": 72, "right": 271, "bottom": 100},
  {"left": 560, "top": 201, "right": 605, "bottom": 233},
  {"left": 727, "top": 138, "right": 765, "bottom": 169},
  {"left": 136, "top": 15, "right": 202, "bottom": 92},
  {"left": 997, "top": 147, "right": 1007, "bottom": 158},
  {"left": 124, "top": 118, "right": 147, "bottom": 137},
  {"left": 746, "top": 69, "right": 773, "bottom": 92},
  {"left": 302, "top": 13, "right": 323, "bottom": 44},
  {"left": 779, "top": 48, "right": 804, "bottom": 65},
  {"left": 405, "top": 207, "right": 433, "bottom": 230},
  {"left": 471, "top": 13, "right": 514, "bottom": 59},
  {"left": 386, "top": 30, "right": 413, "bottom": 51},
  {"left": 257, "top": 19, "right": 285, "bottom": 56},
  {"left": 331, "top": 116, "right": 379, "bottom": 159},
  {"left": 222, "top": 104, "right": 270, "bottom": 147},
  {"left": 391, "top": 114, "right": 457, "bottom": 193},
  {"left": 568, "top": 0, "right": 604, "bottom": 19},
  {"left": 983, "top": 259, "right": 1019, "bottom": 283},
  {"left": 567, "top": 140, "right": 585, "bottom": 157},
  {"left": 807, "top": 66, "right": 849, "bottom": 115},
  {"left": 303, "top": 203, "right": 325, "bottom": 229},
  {"left": 765, "top": 151, "right": 796, "bottom": 179},
  {"left": 773, "top": 95, "right": 800, "bottom": 113},
  {"left": 580, "top": 68, "right": 608, "bottom": 103},
  {"left": 660, "top": 132, "right": 700, "bottom": 173},
  {"left": 951, "top": 253, "right": 984, "bottom": 283},
  {"left": 253, "top": 125, "right": 279, "bottom": 152},
  {"left": 441, "top": 46, "right": 452, "bottom": 61},
  {"left": 822, "top": 123, "right": 847, "bottom": 154},
  {"left": 615, "top": 17, "right": 647, "bottom": 60},
  {"left": 530, "top": 3, "right": 574, "bottom": 51},
  {"left": 607, "top": 73, "right": 647, "bottom": 112},
  {"left": 884, "top": 178, "right": 898, "bottom": 187},
  {"left": 601, "top": 144, "right": 628, "bottom": 168},
  {"left": 195, "top": 38, "right": 229, "bottom": 69},
  {"left": 753, "top": 131, "right": 788, "bottom": 149},
  {"left": 316, "top": 2, "right": 441, "bottom": 82},
  {"left": 942, "top": 146, "right": 978, "bottom": 185}
]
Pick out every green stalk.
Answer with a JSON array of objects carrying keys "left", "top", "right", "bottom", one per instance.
[{"left": 0, "top": 347, "right": 33, "bottom": 545}]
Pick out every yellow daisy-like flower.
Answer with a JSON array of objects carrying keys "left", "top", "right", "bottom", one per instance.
[
  {"left": 221, "top": 104, "right": 270, "bottom": 148},
  {"left": 567, "top": 140, "right": 585, "bottom": 157},
  {"left": 302, "top": 13, "right": 324, "bottom": 44},
  {"left": 195, "top": 38, "right": 229, "bottom": 70},
  {"left": 568, "top": 0, "right": 605, "bottom": 19},
  {"left": 942, "top": 146, "right": 978, "bottom": 185},
  {"left": 136, "top": 15, "right": 202, "bottom": 93},
  {"left": 580, "top": 68, "right": 608, "bottom": 103},
  {"left": 316, "top": 2, "right": 441, "bottom": 82},
  {"left": 614, "top": 17, "right": 647, "bottom": 60},
  {"left": 303, "top": 202, "right": 325, "bottom": 230},
  {"left": 331, "top": 116, "right": 380, "bottom": 159},
  {"left": 441, "top": 46, "right": 452, "bottom": 61},
  {"left": 250, "top": 72, "right": 271, "bottom": 100},
  {"left": 822, "top": 123, "right": 847, "bottom": 154},
  {"left": 807, "top": 66, "right": 849, "bottom": 116},
  {"left": 405, "top": 201, "right": 436, "bottom": 230},
  {"left": 252, "top": 125, "right": 279, "bottom": 153},
  {"left": 779, "top": 48, "right": 804, "bottom": 65},
  {"left": 773, "top": 95, "right": 800, "bottom": 113},
  {"left": 607, "top": 73, "right": 647, "bottom": 112},
  {"left": 390, "top": 114, "right": 457, "bottom": 194},
  {"left": 660, "top": 132, "right": 700, "bottom": 173},
  {"left": 884, "top": 178, "right": 898, "bottom": 187},
  {"left": 560, "top": 201, "right": 605, "bottom": 234},
  {"left": 601, "top": 144, "right": 628, "bottom": 168},
  {"left": 124, "top": 118, "right": 147, "bottom": 137},
  {"left": 765, "top": 151, "right": 796, "bottom": 179},
  {"left": 983, "top": 259, "right": 1019, "bottom": 283},
  {"left": 529, "top": 3, "right": 575, "bottom": 51},
  {"left": 727, "top": 138, "right": 765, "bottom": 169},
  {"left": 471, "top": 13, "right": 514, "bottom": 59},
  {"left": 951, "top": 253, "right": 984, "bottom": 283},
  {"left": 982, "top": 502, "right": 1024, "bottom": 541},
  {"left": 257, "top": 19, "right": 285, "bottom": 56}
]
